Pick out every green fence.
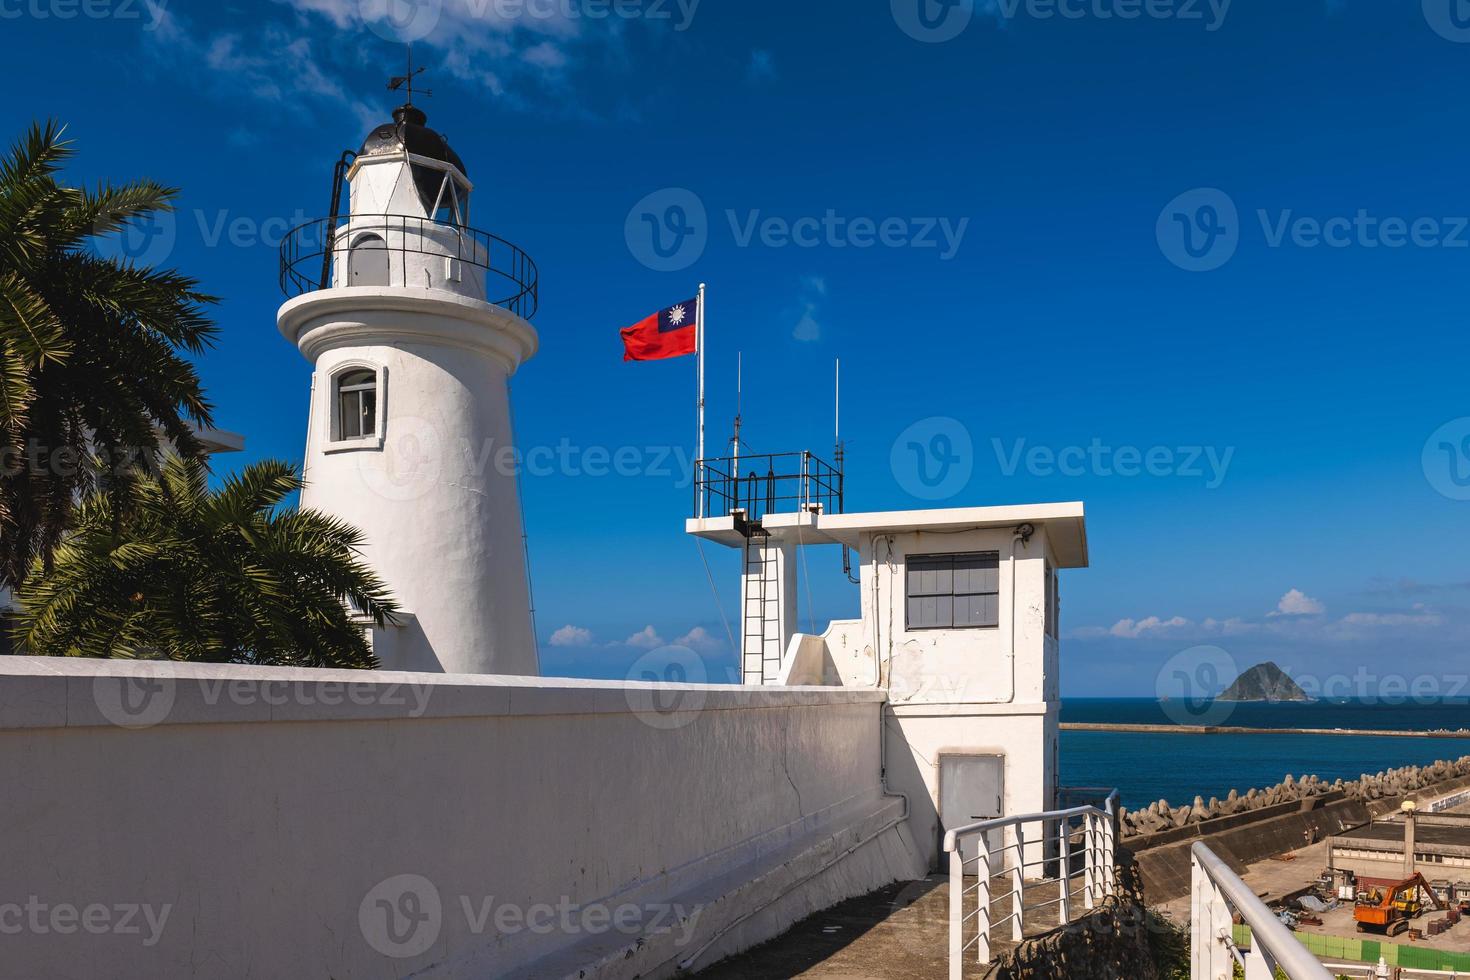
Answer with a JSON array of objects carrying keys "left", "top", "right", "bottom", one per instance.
[{"left": 1232, "top": 923, "right": 1470, "bottom": 971}]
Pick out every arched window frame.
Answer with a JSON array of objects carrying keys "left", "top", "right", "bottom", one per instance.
[{"left": 323, "top": 360, "right": 387, "bottom": 452}]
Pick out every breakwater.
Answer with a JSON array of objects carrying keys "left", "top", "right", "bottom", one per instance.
[
  {"left": 1063, "top": 722, "right": 1470, "bottom": 738},
  {"left": 1118, "top": 755, "right": 1470, "bottom": 839}
]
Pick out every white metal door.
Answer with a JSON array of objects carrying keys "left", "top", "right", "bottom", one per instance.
[{"left": 939, "top": 754, "right": 1004, "bottom": 870}]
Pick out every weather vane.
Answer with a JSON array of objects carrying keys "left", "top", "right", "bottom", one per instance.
[{"left": 388, "top": 43, "right": 432, "bottom": 106}]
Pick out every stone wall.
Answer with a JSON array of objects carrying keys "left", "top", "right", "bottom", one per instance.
[{"left": 1126, "top": 759, "right": 1470, "bottom": 904}]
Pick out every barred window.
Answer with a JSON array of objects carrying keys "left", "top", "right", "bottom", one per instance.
[{"left": 906, "top": 553, "right": 1000, "bottom": 630}]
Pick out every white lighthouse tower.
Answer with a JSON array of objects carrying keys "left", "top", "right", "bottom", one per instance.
[{"left": 277, "top": 98, "right": 540, "bottom": 676}]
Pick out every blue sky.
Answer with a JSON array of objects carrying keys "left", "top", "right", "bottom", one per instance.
[{"left": 8, "top": 0, "right": 1470, "bottom": 694}]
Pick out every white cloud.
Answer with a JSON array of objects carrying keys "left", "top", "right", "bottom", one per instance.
[
  {"left": 793, "top": 305, "right": 822, "bottom": 342},
  {"left": 548, "top": 624, "right": 593, "bottom": 647},
  {"left": 286, "top": 0, "right": 650, "bottom": 115},
  {"left": 1338, "top": 608, "right": 1444, "bottom": 629},
  {"left": 144, "top": 13, "right": 380, "bottom": 131},
  {"left": 674, "top": 626, "right": 725, "bottom": 653},
  {"left": 791, "top": 275, "right": 827, "bottom": 342},
  {"left": 625, "top": 626, "right": 664, "bottom": 649},
  {"left": 146, "top": 0, "right": 668, "bottom": 128},
  {"left": 1073, "top": 616, "right": 1192, "bottom": 640},
  {"left": 1111, "top": 616, "right": 1190, "bottom": 638},
  {"left": 1201, "top": 617, "right": 1259, "bottom": 636},
  {"left": 1270, "top": 589, "right": 1325, "bottom": 617}
]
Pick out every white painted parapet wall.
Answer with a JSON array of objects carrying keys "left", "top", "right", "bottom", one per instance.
[{"left": 0, "top": 658, "right": 924, "bottom": 979}]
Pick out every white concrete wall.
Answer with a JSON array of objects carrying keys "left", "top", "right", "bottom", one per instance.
[
  {"left": 0, "top": 658, "right": 923, "bottom": 980},
  {"left": 329, "top": 215, "right": 496, "bottom": 302},
  {"left": 861, "top": 527, "right": 1061, "bottom": 869},
  {"left": 778, "top": 619, "right": 871, "bottom": 687},
  {"left": 768, "top": 525, "right": 1067, "bottom": 869},
  {"left": 885, "top": 704, "right": 1057, "bottom": 870},
  {"left": 859, "top": 526, "right": 1052, "bottom": 707}
]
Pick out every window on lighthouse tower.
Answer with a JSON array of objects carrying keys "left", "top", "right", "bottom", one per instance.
[{"left": 337, "top": 370, "right": 378, "bottom": 440}]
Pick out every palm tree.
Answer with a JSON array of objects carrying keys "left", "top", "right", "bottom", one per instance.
[
  {"left": 16, "top": 456, "right": 398, "bottom": 668},
  {"left": 0, "top": 120, "right": 216, "bottom": 590}
]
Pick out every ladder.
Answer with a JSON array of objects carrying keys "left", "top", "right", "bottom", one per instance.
[{"left": 740, "top": 524, "right": 782, "bottom": 685}]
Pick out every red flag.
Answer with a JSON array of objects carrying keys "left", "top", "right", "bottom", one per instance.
[{"left": 621, "top": 297, "right": 699, "bottom": 362}]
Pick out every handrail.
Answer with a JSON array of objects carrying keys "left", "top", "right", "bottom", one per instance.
[
  {"left": 942, "top": 790, "right": 1118, "bottom": 852},
  {"left": 944, "top": 791, "right": 1119, "bottom": 976},
  {"left": 278, "top": 213, "right": 539, "bottom": 320},
  {"left": 1191, "top": 841, "right": 1334, "bottom": 980}
]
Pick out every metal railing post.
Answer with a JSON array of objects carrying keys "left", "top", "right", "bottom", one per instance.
[
  {"left": 943, "top": 798, "right": 1125, "bottom": 980},
  {"left": 948, "top": 847, "right": 963, "bottom": 980},
  {"left": 1245, "top": 944, "right": 1274, "bottom": 980},
  {"left": 976, "top": 844, "right": 992, "bottom": 966},
  {"left": 1190, "top": 849, "right": 1209, "bottom": 980},
  {"left": 1011, "top": 823, "right": 1025, "bottom": 942},
  {"left": 1083, "top": 812, "right": 1097, "bottom": 910},
  {"left": 1057, "top": 816, "right": 1071, "bottom": 926}
]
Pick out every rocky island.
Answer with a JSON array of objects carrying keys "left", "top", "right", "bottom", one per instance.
[{"left": 1218, "top": 661, "right": 1312, "bottom": 702}]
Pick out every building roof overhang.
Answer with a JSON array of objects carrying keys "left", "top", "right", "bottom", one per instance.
[{"left": 686, "top": 501, "right": 1089, "bottom": 568}]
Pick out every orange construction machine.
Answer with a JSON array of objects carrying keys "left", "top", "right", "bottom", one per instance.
[{"left": 1355, "top": 874, "right": 1445, "bottom": 936}]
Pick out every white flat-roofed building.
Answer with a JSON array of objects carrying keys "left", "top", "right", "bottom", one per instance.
[{"left": 689, "top": 457, "right": 1087, "bottom": 869}]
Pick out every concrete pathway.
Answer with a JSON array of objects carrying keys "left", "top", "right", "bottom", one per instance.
[{"left": 697, "top": 876, "right": 1080, "bottom": 979}]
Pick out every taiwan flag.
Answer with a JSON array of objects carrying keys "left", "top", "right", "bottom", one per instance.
[{"left": 621, "top": 296, "right": 699, "bottom": 362}]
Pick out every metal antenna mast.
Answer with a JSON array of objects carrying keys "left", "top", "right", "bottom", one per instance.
[
  {"left": 834, "top": 358, "right": 846, "bottom": 458},
  {"left": 731, "top": 352, "right": 743, "bottom": 470},
  {"left": 388, "top": 43, "right": 433, "bottom": 105}
]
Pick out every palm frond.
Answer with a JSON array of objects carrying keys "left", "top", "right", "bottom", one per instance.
[{"left": 18, "top": 458, "right": 397, "bottom": 669}]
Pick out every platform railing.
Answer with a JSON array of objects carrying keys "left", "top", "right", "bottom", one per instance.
[
  {"left": 278, "top": 213, "right": 539, "bottom": 319},
  {"left": 694, "top": 451, "right": 843, "bottom": 522},
  {"left": 1191, "top": 841, "right": 1334, "bottom": 980},
  {"left": 942, "top": 790, "right": 1119, "bottom": 978}
]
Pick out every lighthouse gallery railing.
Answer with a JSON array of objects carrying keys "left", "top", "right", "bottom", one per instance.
[{"left": 278, "top": 213, "right": 539, "bottom": 320}]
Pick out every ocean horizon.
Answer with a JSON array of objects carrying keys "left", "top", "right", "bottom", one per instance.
[{"left": 1060, "top": 698, "right": 1470, "bottom": 810}]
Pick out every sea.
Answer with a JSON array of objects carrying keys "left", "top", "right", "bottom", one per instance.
[{"left": 1059, "top": 698, "right": 1470, "bottom": 810}]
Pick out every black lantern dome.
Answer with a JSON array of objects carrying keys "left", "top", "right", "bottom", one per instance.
[{"left": 358, "top": 104, "right": 468, "bottom": 214}]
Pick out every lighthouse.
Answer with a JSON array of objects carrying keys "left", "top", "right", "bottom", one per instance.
[{"left": 277, "top": 98, "right": 540, "bottom": 676}]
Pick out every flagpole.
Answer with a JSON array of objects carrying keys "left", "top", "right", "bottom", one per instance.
[{"left": 697, "top": 282, "right": 706, "bottom": 518}]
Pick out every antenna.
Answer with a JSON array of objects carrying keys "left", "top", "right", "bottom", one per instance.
[
  {"left": 388, "top": 43, "right": 433, "bottom": 105},
  {"left": 731, "top": 352, "right": 743, "bottom": 470},
  {"left": 834, "top": 358, "right": 841, "bottom": 454}
]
